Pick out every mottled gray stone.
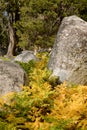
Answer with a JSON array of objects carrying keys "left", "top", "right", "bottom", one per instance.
[
  {"left": 48, "top": 15, "right": 87, "bottom": 85},
  {"left": 13, "top": 50, "right": 37, "bottom": 63},
  {"left": 0, "top": 61, "right": 26, "bottom": 96}
]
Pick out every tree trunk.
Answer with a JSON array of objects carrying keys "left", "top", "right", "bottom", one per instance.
[{"left": 6, "top": 13, "right": 15, "bottom": 57}]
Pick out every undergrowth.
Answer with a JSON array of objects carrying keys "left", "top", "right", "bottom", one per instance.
[{"left": 0, "top": 52, "right": 87, "bottom": 130}]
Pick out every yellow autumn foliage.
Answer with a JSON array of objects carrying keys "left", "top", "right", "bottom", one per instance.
[
  {"left": 50, "top": 83, "right": 87, "bottom": 130},
  {"left": 0, "top": 53, "right": 87, "bottom": 130}
]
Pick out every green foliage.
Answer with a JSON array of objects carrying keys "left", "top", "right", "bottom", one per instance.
[
  {"left": 0, "top": 0, "right": 87, "bottom": 52},
  {"left": 0, "top": 121, "right": 16, "bottom": 130},
  {"left": 17, "top": 60, "right": 36, "bottom": 74},
  {"left": 15, "top": 0, "right": 87, "bottom": 50},
  {"left": 48, "top": 76, "right": 61, "bottom": 88},
  {"left": 0, "top": 56, "right": 11, "bottom": 61},
  {"left": 49, "top": 120, "right": 70, "bottom": 130}
]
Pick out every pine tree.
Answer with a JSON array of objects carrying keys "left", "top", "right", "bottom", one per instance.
[{"left": 0, "top": 0, "right": 87, "bottom": 56}]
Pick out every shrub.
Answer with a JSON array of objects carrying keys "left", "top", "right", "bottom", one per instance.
[
  {"left": 0, "top": 54, "right": 87, "bottom": 130},
  {"left": 17, "top": 59, "right": 36, "bottom": 74},
  {"left": 50, "top": 83, "right": 87, "bottom": 130}
]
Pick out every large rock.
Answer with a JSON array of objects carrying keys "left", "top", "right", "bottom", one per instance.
[
  {"left": 48, "top": 15, "right": 87, "bottom": 85},
  {"left": 0, "top": 61, "right": 26, "bottom": 96},
  {"left": 13, "top": 50, "right": 37, "bottom": 63}
]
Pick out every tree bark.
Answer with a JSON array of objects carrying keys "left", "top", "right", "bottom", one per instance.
[{"left": 6, "top": 13, "right": 15, "bottom": 57}]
